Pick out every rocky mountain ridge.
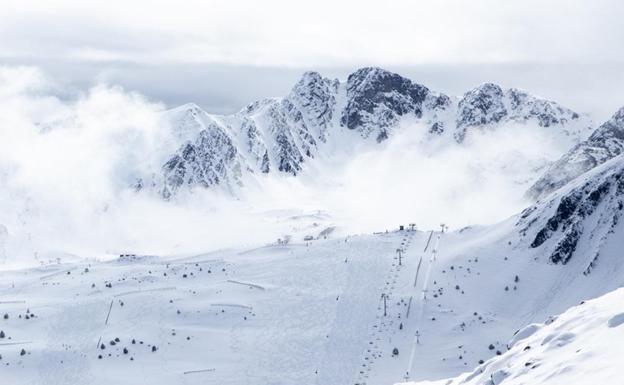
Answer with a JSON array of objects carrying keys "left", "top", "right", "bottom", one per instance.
[{"left": 151, "top": 67, "right": 592, "bottom": 197}]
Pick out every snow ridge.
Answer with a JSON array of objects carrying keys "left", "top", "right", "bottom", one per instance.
[
  {"left": 149, "top": 68, "right": 590, "bottom": 197},
  {"left": 529, "top": 106, "right": 624, "bottom": 200},
  {"left": 455, "top": 84, "right": 585, "bottom": 142}
]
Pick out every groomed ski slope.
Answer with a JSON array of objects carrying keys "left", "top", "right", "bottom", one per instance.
[
  {"left": 0, "top": 232, "right": 415, "bottom": 385},
  {"left": 1, "top": 219, "right": 623, "bottom": 385}
]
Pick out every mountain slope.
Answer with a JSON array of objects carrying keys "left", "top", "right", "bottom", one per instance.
[
  {"left": 149, "top": 68, "right": 591, "bottom": 197},
  {"left": 358, "top": 154, "right": 624, "bottom": 384},
  {"left": 456, "top": 85, "right": 584, "bottom": 142},
  {"left": 2, "top": 157, "right": 624, "bottom": 385},
  {"left": 398, "top": 287, "right": 624, "bottom": 385},
  {"left": 528, "top": 106, "right": 624, "bottom": 200}
]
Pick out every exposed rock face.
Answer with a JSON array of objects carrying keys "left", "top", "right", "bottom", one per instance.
[
  {"left": 518, "top": 155, "right": 624, "bottom": 269},
  {"left": 529, "top": 107, "right": 624, "bottom": 200},
  {"left": 506, "top": 88, "right": 580, "bottom": 127},
  {"left": 456, "top": 83, "right": 508, "bottom": 141},
  {"left": 455, "top": 84, "right": 583, "bottom": 142},
  {"left": 161, "top": 123, "right": 242, "bottom": 198},
  {"left": 263, "top": 102, "right": 305, "bottom": 175},
  {"left": 286, "top": 71, "right": 337, "bottom": 143},
  {"left": 154, "top": 67, "right": 588, "bottom": 196},
  {"left": 340, "top": 67, "right": 445, "bottom": 142}
]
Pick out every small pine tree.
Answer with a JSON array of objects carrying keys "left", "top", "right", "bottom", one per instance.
[{"left": 260, "top": 151, "right": 270, "bottom": 174}]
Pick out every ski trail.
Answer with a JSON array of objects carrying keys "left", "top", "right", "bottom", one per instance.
[
  {"left": 405, "top": 229, "right": 443, "bottom": 381},
  {"left": 350, "top": 232, "right": 415, "bottom": 385}
]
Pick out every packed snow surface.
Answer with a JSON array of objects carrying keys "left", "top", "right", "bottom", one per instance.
[
  {"left": 398, "top": 287, "right": 624, "bottom": 385},
  {"left": 1, "top": 197, "right": 623, "bottom": 385}
]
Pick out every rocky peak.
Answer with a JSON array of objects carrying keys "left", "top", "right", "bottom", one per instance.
[
  {"left": 153, "top": 67, "right": 590, "bottom": 197},
  {"left": 591, "top": 106, "right": 624, "bottom": 141},
  {"left": 286, "top": 71, "right": 338, "bottom": 143},
  {"left": 340, "top": 67, "right": 435, "bottom": 141},
  {"left": 456, "top": 83, "right": 586, "bottom": 142},
  {"left": 506, "top": 88, "right": 580, "bottom": 127},
  {"left": 161, "top": 122, "right": 243, "bottom": 198},
  {"left": 456, "top": 83, "right": 507, "bottom": 140}
]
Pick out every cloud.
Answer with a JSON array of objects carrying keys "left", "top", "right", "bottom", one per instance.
[
  {"left": 248, "top": 117, "right": 577, "bottom": 234},
  {"left": 0, "top": 67, "right": 316, "bottom": 264},
  {"left": 0, "top": 66, "right": 600, "bottom": 266},
  {"left": 1, "top": 0, "right": 623, "bottom": 67}
]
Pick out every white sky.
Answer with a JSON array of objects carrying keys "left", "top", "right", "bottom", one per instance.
[
  {"left": 2, "top": 0, "right": 622, "bottom": 66},
  {"left": 1, "top": 0, "right": 624, "bottom": 117}
]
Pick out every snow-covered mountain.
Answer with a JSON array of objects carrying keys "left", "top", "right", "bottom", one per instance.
[
  {"left": 4, "top": 156, "right": 624, "bottom": 385},
  {"left": 529, "top": 106, "right": 624, "bottom": 200},
  {"left": 151, "top": 68, "right": 592, "bottom": 197},
  {"left": 520, "top": 153, "right": 624, "bottom": 270},
  {"left": 455, "top": 84, "right": 585, "bottom": 142},
  {"left": 398, "top": 287, "right": 624, "bottom": 385},
  {"left": 352, "top": 154, "right": 624, "bottom": 384}
]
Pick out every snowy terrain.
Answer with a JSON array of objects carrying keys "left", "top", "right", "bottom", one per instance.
[
  {"left": 3, "top": 152, "right": 624, "bottom": 384},
  {"left": 149, "top": 67, "right": 593, "bottom": 197},
  {"left": 0, "top": 66, "right": 598, "bottom": 262},
  {"left": 1, "top": 66, "right": 623, "bottom": 385},
  {"left": 398, "top": 287, "right": 624, "bottom": 385},
  {"left": 529, "top": 106, "right": 624, "bottom": 200}
]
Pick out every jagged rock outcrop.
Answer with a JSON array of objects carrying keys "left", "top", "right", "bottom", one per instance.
[
  {"left": 518, "top": 155, "right": 624, "bottom": 270},
  {"left": 529, "top": 107, "right": 624, "bottom": 200},
  {"left": 286, "top": 71, "right": 338, "bottom": 143},
  {"left": 153, "top": 67, "right": 588, "bottom": 197},
  {"left": 162, "top": 123, "right": 243, "bottom": 198},
  {"left": 341, "top": 67, "right": 450, "bottom": 142},
  {"left": 455, "top": 84, "right": 584, "bottom": 142},
  {"left": 456, "top": 83, "right": 508, "bottom": 141}
]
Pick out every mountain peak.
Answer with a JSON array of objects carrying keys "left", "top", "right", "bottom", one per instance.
[
  {"left": 609, "top": 105, "right": 624, "bottom": 126},
  {"left": 171, "top": 102, "right": 203, "bottom": 114},
  {"left": 473, "top": 82, "right": 504, "bottom": 93},
  {"left": 341, "top": 67, "right": 434, "bottom": 140},
  {"left": 153, "top": 68, "right": 592, "bottom": 197},
  {"left": 296, "top": 70, "right": 324, "bottom": 84},
  {"left": 455, "top": 83, "right": 507, "bottom": 140}
]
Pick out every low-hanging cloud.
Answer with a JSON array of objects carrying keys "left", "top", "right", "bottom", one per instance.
[
  {"left": 250, "top": 117, "right": 575, "bottom": 235},
  {"left": 0, "top": 67, "right": 316, "bottom": 265},
  {"left": 0, "top": 67, "right": 580, "bottom": 266}
]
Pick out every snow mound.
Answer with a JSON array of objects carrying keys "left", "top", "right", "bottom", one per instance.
[{"left": 397, "top": 287, "right": 624, "bottom": 385}]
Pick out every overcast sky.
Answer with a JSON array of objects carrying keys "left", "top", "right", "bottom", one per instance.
[{"left": 2, "top": 0, "right": 624, "bottom": 119}]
